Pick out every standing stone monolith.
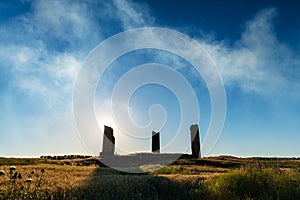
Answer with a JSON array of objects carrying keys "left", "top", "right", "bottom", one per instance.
[
  {"left": 100, "top": 125, "right": 115, "bottom": 157},
  {"left": 152, "top": 131, "right": 160, "bottom": 153},
  {"left": 190, "top": 124, "right": 201, "bottom": 158}
]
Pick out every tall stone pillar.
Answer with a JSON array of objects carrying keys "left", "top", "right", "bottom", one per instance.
[
  {"left": 100, "top": 125, "right": 115, "bottom": 157},
  {"left": 152, "top": 131, "right": 160, "bottom": 153},
  {"left": 190, "top": 124, "right": 201, "bottom": 158}
]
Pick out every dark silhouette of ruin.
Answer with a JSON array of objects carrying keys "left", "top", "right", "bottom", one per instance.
[
  {"left": 152, "top": 131, "right": 160, "bottom": 153},
  {"left": 99, "top": 124, "right": 201, "bottom": 158},
  {"left": 190, "top": 124, "right": 201, "bottom": 158},
  {"left": 100, "top": 125, "right": 115, "bottom": 156}
]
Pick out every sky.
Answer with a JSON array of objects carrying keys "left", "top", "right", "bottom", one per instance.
[{"left": 0, "top": 0, "right": 299, "bottom": 158}]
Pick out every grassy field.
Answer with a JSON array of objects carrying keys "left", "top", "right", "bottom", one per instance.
[{"left": 0, "top": 156, "right": 299, "bottom": 199}]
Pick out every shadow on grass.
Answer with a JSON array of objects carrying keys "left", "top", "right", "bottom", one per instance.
[{"left": 52, "top": 166, "right": 209, "bottom": 200}]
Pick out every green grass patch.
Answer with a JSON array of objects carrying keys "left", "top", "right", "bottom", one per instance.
[{"left": 208, "top": 168, "right": 300, "bottom": 199}]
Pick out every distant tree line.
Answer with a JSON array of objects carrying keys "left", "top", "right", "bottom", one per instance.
[{"left": 40, "top": 155, "right": 92, "bottom": 160}]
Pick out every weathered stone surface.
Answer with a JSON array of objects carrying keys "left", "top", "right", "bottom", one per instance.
[
  {"left": 100, "top": 125, "right": 115, "bottom": 157},
  {"left": 190, "top": 124, "right": 201, "bottom": 158},
  {"left": 152, "top": 131, "right": 160, "bottom": 153}
]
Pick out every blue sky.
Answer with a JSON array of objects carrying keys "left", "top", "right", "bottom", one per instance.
[{"left": 0, "top": 0, "right": 299, "bottom": 157}]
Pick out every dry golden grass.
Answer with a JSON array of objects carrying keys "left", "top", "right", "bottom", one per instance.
[
  {"left": 0, "top": 164, "right": 97, "bottom": 198},
  {"left": 0, "top": 156, "right": 299, "bottom": 199}
]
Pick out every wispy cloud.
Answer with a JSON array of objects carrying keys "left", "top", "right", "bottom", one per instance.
[
  {"left": 112, "top": 0, "right": 154, "bottom": 29},
  {"left": 198, "top": 8, "right": 299, "bottom": 98}
]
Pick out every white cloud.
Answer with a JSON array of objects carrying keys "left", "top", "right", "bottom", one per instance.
[
  {"left": 112, "top": 0, "right": 154, "bottom": 29},
  {"left": 197, "top": 8, "right": 299, "bottom": 97},
  {"left": 29, "top": 0, "right": 102, "bottom": 49},
  {"left": 0, "top": 44, "right": 81, "bottom": 107}
]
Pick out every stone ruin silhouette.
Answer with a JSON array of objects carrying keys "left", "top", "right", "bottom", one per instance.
[
  {"left": 190, "top": 124, "right": 201, "bottom": 158},
  {"left": 99, "top": 125, "right": 115, "bottom": 157},
  {"left": 152, "top": 131, "right": 160, "bottom": 153},
  {"left": 99, "top": 124, "right": 201, "bottom": 159}
]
